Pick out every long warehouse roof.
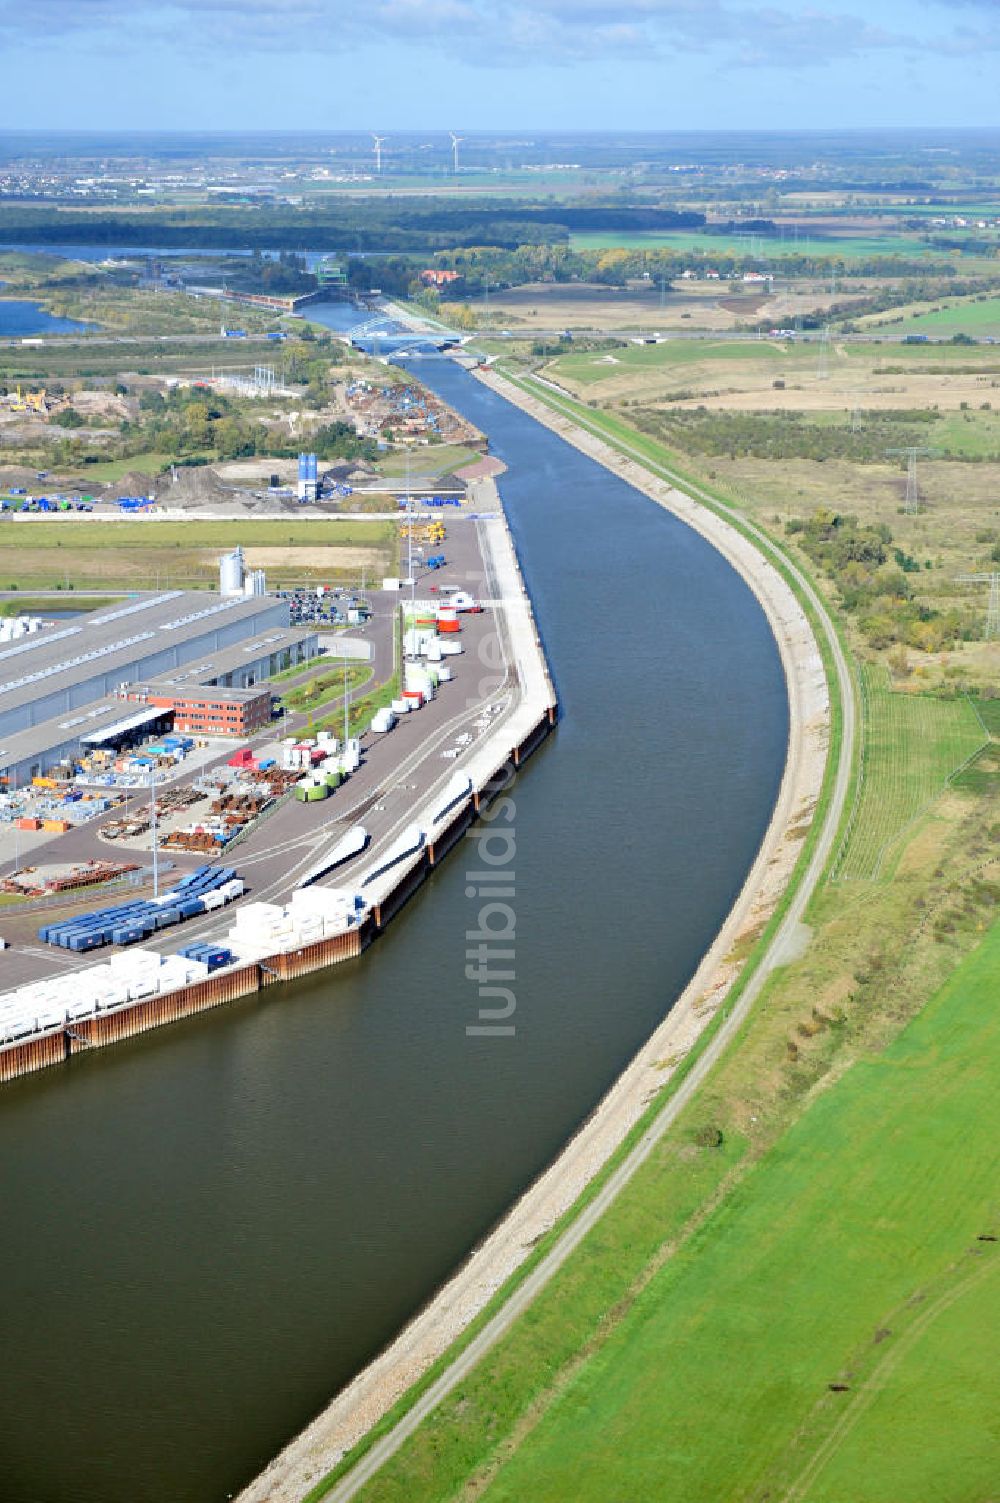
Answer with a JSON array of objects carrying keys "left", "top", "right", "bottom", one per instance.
[
  {"left": 80, "top": 706, "right": 169, "bottom": 746},
  {"left": 0, "top": 592, "right": 288, "bottom": 718}
]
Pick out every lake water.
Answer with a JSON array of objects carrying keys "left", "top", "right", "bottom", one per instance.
[{"left": 0, "top": 297, "right": 90, "bottom": 336}]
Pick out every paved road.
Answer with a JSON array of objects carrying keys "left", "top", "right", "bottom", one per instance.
[{"left": 323, "top": 386, "right": 857, "bottom": 1503}]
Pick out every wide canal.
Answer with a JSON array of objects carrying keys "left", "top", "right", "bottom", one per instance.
[{"left": 0, "top": 349, "right": 787, "bottom": 1503}]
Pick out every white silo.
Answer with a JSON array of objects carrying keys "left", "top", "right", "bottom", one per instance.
[
  {"left": 244, "top": 569, "right": 267, "bottom": 598},
  {"left": 219, "top": 545, "right": 245, "bottom": 597}
]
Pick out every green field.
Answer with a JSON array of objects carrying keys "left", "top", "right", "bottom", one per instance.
[
  {"left": 832, "top": 666, "right": 986, "bottom": 882},
  {"left": 550, "top": 338, "right": 790, "bottom": 385},
  {"left": 376, "top": 443, "right": 478, "bottom": 479},
  {"left": 0, "top": 518, "right": 393, "bottom": 550},
  {"left": 927, "top": 409, "right": 1000, "bottom": 459},
  {"left": 76, "top": 451, "right": 179, "bottom": 481},
  {"left": 898, "top": 296, "right": 1000, "bottom": 336},
  {"left": 0, "top": 517, "right": 395, "bottom": 590},
  {"left": 569, "top": 230, "right": 941, "bottom": 259},
  {"left": 458, "top": 920, "right": 1000, "bottom": 1503}
]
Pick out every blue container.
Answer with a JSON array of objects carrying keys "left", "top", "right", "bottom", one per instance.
[
  {"left": 153, "top": 908, "right": 180, "bottom": 929},
  {"left": 177, "top": 898, "right": 205, "bottom": 919}
]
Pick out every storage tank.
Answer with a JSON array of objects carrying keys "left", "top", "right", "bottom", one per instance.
[
  {"left": 297, "top": 452, "right": 318, "bottom": 503},
  {"left": 243, "top": 568, "right": 266, "bottom": 597},
  {"left": 219, "top": 545, "right": 245, "bottom": 597}
]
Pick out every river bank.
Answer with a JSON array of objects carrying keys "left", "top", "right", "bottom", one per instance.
[{"left": 235, "top": 368, "right": 830, "bottom": 1503}]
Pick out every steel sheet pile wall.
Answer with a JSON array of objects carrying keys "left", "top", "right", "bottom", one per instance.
[
  {"left": 428, "top": 803, "right": 475, "bottom": 867},
  {"left": 67, "top": 963, "right": 263, "bottom": 1053},
  {"left": 268, "top": 927, "right": 365, "bottom": 981},
  {"left": 0, "top": 1030, "right": 66, "bottom": 1083}
]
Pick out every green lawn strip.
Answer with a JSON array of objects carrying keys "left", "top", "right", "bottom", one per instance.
[
  {"left": 302, "top": 382, "right": 854, "bottom": 1501},
  {"left": 312, "top": 610, "right": 402, "bottom": 740},
  {"left": 0, "top": 594, "right": 121, "bottom": 615},
  {"left": 280, "top": 661, "right": 372, "bottom": 713},
  {"left": 376, "top": 444, "right": 477, "bottom": 479},
  {"left": 478, "top": 918, "right": 1000, "bottom": 1503}
]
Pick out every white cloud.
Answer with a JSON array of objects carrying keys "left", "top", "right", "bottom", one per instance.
[{"left": 0, "top": 0, "right": 985, "bottom": 70}]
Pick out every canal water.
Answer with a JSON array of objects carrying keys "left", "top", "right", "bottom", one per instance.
[{"left": 0, "top": 348, "right": 787, "bottom": 1503}]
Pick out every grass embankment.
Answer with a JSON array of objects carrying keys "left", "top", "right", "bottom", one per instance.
[
  {"left": 318, "top": 378, "right": 1000, "bottom": 1503},
  {"left": 0, "top": 518, "right": 395, "bottom": 590}
]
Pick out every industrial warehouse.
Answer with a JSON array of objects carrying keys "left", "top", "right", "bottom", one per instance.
[
  {"left": 0, "top": 562, "right": 320, "bottom": 788},
  {"left": 0, "top": 493, "right": 557, "bottom": 1086}
]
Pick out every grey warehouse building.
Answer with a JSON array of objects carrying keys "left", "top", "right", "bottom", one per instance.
[
  {"left": 0, "top": 592, "right": 320, "bottom": 786},
  {"left": 0, "top": 591, "right": 291, "bottom": 740}
]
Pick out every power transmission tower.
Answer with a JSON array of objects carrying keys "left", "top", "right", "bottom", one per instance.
[
  {"left": 850, "top": 394, "right": 863, "bottom": 434},
  {"left": 956, "top": 572, "right": 1000, "bottom": 639},
  {"left": 817, "top": 324, "right": 830, "bottom": 380},
  {"left": 886, "top": 446, "right": 937, "bottom": 514}
]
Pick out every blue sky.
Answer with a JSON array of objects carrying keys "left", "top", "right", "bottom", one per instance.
[{"left": 0, "top": 0, "right": 997, "bottom": 131}]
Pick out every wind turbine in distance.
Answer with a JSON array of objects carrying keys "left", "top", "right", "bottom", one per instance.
[
  {"left": 449, "top": 131, "right": 464, "bottom": 174},
  {"left": 372, "top": 134, "right": 387, "bottom": 175}
]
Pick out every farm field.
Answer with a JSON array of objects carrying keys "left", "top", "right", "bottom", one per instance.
[
  {"left": 553, "top": 338, "right": 787, "bottom": 381},
  {"left": 543, "top": 334, "right": 1000, "bottom": 418},
  {"left": 832, "top": 666, "right": 986, "bottom": 881},
  {"left": 469, "top": 280, "right": 858, "bottom": 334},
  {"left": 465, "top": 918, "right": 1000, "bottom": 1503},
  {"left": 568, "top": 229, "right": 942, "bottom": 259},
  {"left": 0, "top": 517, "right": 396, "bottom": 589},
  {"left": 896, "top": 295, "right": 1000, "bottom": 336}
]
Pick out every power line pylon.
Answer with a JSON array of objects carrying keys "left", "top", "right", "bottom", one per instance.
[
  {"left": 886, "top": 446, "right": 937, "bottom": 514},
  {"left": 956, "top": 572, "right": 1000, "bottom": 639}
]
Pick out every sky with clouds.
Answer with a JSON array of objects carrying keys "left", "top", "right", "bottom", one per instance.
[{"left": 0, "top": 0, "right": 997, "bottom": 131}]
